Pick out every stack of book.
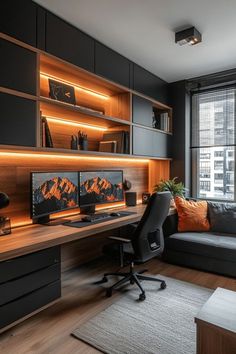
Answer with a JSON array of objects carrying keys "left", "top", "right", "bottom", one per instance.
[
  {"left": 99, "top": 130, "right": 130, "bottom": 154},
  {"left": 153, "top": 110, "right": 170, "bottom": 133}
]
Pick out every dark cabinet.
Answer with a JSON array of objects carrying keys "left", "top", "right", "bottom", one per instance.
[
  {"left": 0, "top": 247, "right": 61, "bottom": 330},
  {"left": 0, "top": 0, "right": 37, "bottom": 46},
  {"left": 132, "top": 95, "right": 153, "bottom": 127},
  {"left": 37, "top": 6, "right": 46, "bottom": 50},
  {"left": 0, "top": 93, "right": 37, "bottom": 147},
  {"left": 133, "top": 64, "right": 168, "bottom": 104},
  {"left": 95, "top": 42, "right": 131, "bottom": 87},
  {"left": 46, "top": 13, "right": 94, "bottom": 72},
  {"left": 0, "top": 39, "right": 36, "bottom": 95},
  {"left": 133, "top": 126, "right": 171, "bottom": 158}
]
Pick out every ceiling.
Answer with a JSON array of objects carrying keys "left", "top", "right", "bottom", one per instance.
[{"left": 35, "top": 0, "right": 236, "bottom": 83}]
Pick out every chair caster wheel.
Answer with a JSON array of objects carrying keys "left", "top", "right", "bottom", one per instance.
[
  {"left": 130, "top": 279, "right": 135, "bottom": 285},
  {"left": 106, "top": 288, "right": 112, "bottom": 298},
  {"left": 139, "top": 293, "right": 146, "bottom": 301},
  {"left": 160, "top": 281, "right": 166, "bottom": 290},
  {"left": 102, "top": 276, "right": 108, "bottom": 283}
]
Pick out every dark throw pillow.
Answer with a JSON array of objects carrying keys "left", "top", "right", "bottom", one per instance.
[{"left": 208, "top": 202, "right": 236, "bottom": 234}]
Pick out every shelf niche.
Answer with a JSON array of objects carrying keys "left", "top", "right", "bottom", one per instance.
[{"left": 40, "top": 53, "right": 131, "bottom": 122}]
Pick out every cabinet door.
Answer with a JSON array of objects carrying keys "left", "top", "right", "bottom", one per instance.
[
  {"left": 95, "top": 42, "right": 130, "bottom": 87},
  {"left": 0, "top": 39, "right": 36, "bottom": 95},
  {"left": 133, "top": 126, "right": 153, "bottom": 156},
  {"left": 0, "top": 93, "right": 36, "bottom": 147},
  {"left": 133, "top": 64, "right": 168, "bottom": 104},
  {"left": 46, "top": 13, "right": 94, "bottom": 72},
  {"left": 37, "top": 6, "right": 46, "bottom": 50},
  {"left": 0, "top": 0, "right": 37, "bottom": 46},
  {"left": 152, "top": 130, "right": 172, "bottom": 158},
  {"left": 132, "top": 95, "right": 153, "bottom": 127},
  {"left": 133, "top": 126, "right": 172, "bottom": 158}
]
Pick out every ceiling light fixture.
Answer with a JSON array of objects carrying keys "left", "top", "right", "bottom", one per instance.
[{"left": 175, "top": 27, "right": 202, "bottom": 46}]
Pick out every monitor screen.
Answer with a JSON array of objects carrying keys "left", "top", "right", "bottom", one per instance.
[
  {"left": 79, "top": 170, "right": 123, "bottom": 207},
  {"left": 31, "top": 171, "right": 79, "bottom": 219}
]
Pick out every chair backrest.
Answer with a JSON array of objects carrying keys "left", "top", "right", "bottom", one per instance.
[{"left": 132, "top": 192, "right": 171, "bottom": 262}]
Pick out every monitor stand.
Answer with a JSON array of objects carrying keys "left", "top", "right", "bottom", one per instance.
[
  {"left": 80, "top": 205, "right": 96, "bottom": 215},
  {"left": 33, "top": 215, "right": 71, "bottom": 226}
]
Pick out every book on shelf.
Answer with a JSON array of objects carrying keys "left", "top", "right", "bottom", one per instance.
[
  {"left": 101, "top": 130, "right": 130, "bottom": 154},
  {"left": 99, "top": 140, "right": 117, "bottom": 153},
  {"left": 153, "top": 109, "right": 170, "bottom": 133},
  {"left": 41, "top": 113, "right": 54, "bottom": 148}
]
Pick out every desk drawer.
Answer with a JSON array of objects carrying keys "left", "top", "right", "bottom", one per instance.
[
  {"left": 0, "top": 280, "right": 61, "bottom": 330},
  {"left": 0, "top": 263, "right": 60, "bottom": 306},
  {"left": 0, "top": 246, "right": 60, "bottom": 284}
]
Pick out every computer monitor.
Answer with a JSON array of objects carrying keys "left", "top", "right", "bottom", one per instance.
[
  {"left": 79, "top": 170, "right": 123, "bottom": 213},
  {"left": 31, "top": 171, "right": 79, "bottom": 223}
]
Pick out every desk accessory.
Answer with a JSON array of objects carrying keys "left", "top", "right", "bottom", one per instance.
[
  {"left": 49, "top": 79, "right": 76, "bottom": 105},
  {"left": 125, "top": 192, "right": 137, "bottom": 206},
  {"left": 142, "top": 193, "right": 151, "bottom": 204},
  {"left": 78, "top": 131, "right": 88, "bottom": 150},
  {"left": 0, "top": 192, "right": 11, "bottom": 236}
]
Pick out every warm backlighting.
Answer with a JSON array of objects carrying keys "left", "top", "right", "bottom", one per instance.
[
  {"left": 40, "top": 72, "right": 110, "bottom": 100},
  {"left": 0, "top": 151, "right": 149, "bottom": 163},
  {"left": 45, "top": 116, "right": 107, "bottom": 132}
]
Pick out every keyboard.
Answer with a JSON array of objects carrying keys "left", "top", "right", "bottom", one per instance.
[{"left": 81, "top": 213, "right": 110, "bottom": 223}]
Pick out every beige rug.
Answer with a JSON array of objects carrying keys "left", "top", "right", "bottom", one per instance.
[{"left": 72, "top": 275, "right": 212, "bottom": 354}]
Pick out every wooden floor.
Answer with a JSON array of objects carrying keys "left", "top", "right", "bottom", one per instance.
[{"left": 0, "top": 257, "right": 235, "bottom": 354}]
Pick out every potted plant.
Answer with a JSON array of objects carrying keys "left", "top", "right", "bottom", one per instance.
[{"left": 153, "top": 177, "right": 186, "bottom": 207}]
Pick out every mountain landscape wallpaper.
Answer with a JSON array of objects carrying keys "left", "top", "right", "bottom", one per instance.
[
  {"left": 79, "top": 171, "right": 123, "bottom": 206},
  {"left": 32, "top": 172, "right": 78, "bottom": 217}
]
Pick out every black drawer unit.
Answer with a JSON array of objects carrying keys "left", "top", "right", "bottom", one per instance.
[
  {"left": 0, "top": 39, "right": 37, "bottom": 95},
  {"left": 0, "top": 247, "right": 61, "bottom": 330},
  {"left": 133, "top": 126, "right": 172, "bottom": 158},
  {"left": 0, "top": 281, "right": 61, "bottom": 330}
]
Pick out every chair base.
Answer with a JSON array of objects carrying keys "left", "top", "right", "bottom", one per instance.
[{"left": 101, "top": 263, "right": 166, "bottom": 301}]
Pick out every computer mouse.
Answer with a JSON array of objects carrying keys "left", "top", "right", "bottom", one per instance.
[{"left": 110, "top": 212, "right": 121, "bottom": 217}]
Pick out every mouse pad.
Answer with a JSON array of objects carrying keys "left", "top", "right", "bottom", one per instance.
[{"left": 64, "top": 211, "right": 137, "bottom": 228}]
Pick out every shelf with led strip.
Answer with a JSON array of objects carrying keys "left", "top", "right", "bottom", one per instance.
[{"left": 0, "top": 145, "right": 172, "bottom": 161}]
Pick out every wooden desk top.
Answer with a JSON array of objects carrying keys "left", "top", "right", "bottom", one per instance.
[
  {"left": 0, "top": 204, "right": 176, "bottom": 262},
  {"left": 195, "top": 287, "right": 236, "bottom": 334}
]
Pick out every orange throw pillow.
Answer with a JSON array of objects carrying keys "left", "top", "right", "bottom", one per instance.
[{"left": 175, "top": 196, "right": 210, "bottom": 232}]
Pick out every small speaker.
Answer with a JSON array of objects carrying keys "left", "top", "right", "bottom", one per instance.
[
  {"left": 142, "top": 193, "right": 151, "bottom": 204},
  {"left": 125, "top": 192, "right": 137, "bottom": 206}
]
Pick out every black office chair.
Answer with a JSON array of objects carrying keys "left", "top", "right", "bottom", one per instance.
[{"left": 100, "top": 191, "right": 171, "bottom": 301}]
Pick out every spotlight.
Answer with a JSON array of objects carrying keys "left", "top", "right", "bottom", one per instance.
[{"left": 175, "top": 27, "right": 202, "bottom": 46}]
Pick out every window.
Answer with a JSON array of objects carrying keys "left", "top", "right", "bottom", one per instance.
[{"left": 191, "top": 87, "right": 236, "bottom": 201}]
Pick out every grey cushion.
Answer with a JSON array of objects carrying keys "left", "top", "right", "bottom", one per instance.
[
  {"left": 165, "top": 232, "right": 236, "bottom": 262},
  {"left": 208, "top": 201, "right": 236, "bottom": 234}
]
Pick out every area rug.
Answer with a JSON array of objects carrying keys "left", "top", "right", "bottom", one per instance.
[{"left": 72, "top": 275, "right": 212, "bottom": 354}]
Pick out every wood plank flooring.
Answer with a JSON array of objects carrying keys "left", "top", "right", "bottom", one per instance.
[{"left": 0, "top": 257, "right": 235, "bottom": 354}]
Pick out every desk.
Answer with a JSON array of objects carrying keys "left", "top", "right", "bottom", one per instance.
[{"left": 0, "top": 204, "right": 175, "bottom": 332}]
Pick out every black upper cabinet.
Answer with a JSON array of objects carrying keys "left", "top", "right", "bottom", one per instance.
[
  {"left": 46, "top": 13, "right": 94, "bottom": 72},
  {"left": 132, "top": 95, "right": 153, "bottom": 127},
  {"left": 0, "top": 0, "right": 36, "bottom": 46},
  {"left": 95, "top": 43, "right": 130, "bottom": 87},
  {"left": 36, "top": 6, "right": 46, "bottom": 51},
  {"left": 0, "top": 39, "right": 36, "bottom": 95},
  {"left": 133, "top": 64, "right": 168, "bottom": 104},
  {"left": 0, "top": 93, "right": 36, "bottom": 147}
]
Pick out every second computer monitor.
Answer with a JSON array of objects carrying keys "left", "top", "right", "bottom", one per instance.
[{"left": 79, "top": 170, "right": 123, "bottom": 207}]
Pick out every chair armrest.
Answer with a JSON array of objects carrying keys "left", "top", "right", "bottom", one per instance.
[{"left": 108, "top": 236, "right": 132, "bottom": 243}]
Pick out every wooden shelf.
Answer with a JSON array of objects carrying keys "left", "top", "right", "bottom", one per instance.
[
  {"left": 0, "top": 145, "right": 172, "bottom": 161},
  {"left": 132, "top": 122, "right": 172, "bottom": 135},
  {"left": 40, "top": 96, "right": 131, "bottom": 127}
]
